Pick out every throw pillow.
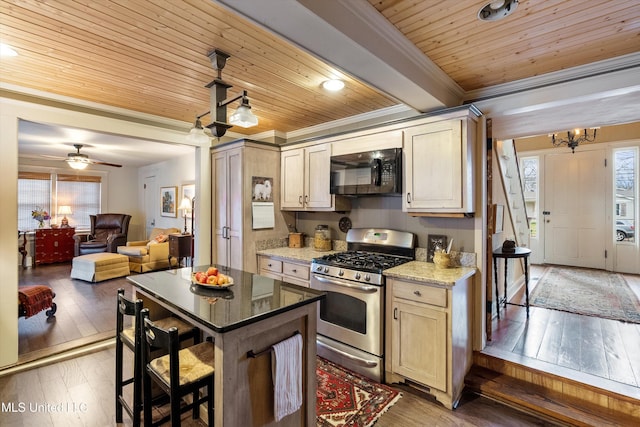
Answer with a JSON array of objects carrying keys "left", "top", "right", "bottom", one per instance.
[{"left": 154, "top": 234, "right": 168, "bottom": 243}]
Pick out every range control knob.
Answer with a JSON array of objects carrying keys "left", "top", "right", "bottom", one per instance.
[
  {"left": 338, "top": 270, "right": 344, "bottom": 277},
  {"left": 324, "top": 267, "right": 329, "bottom": 273},
  {"left": 316, "top": 265, "right": 323, "bottom": 272},
  {"left": 364, "top": 274, "right": 371, "bottom": 282},
  {"left": 354, "top": 273, "right": 361, "bottom": 280}
]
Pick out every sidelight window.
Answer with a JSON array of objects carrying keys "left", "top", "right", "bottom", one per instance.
[
  {"left": 520, "top": 156, "right": 539, "bottom": 239},
  {"left": 613, "top": 148, "right": 637, "bottom": 243}
]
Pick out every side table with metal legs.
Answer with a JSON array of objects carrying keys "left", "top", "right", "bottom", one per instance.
[{"left": 492, "top": 247, "right": 532, "bottom": 319}]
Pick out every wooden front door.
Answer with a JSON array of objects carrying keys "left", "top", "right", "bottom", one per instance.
[{"left": 543, "top": 148, "right": 606, "bottom": 269}]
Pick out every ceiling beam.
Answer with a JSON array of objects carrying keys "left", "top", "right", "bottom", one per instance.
[{"left": 215, "top": 0, "right": 464, "bottom": 112}]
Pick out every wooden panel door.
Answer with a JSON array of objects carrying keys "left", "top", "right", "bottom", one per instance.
[
  {"left": 391, "top": 298, "right": 447, "bottom": 391},
  {"left": 305, "top": 143, "right": 332, "bottom": 209},
  {"left": 544, "top": 149, "right": 606, "bottom": 269},
  {"left": 403, "top": 120, "right": 463, "bottom": 211},
  {"left": 281, "top": 148, "right": 304, "bottom": 209},
  {"left": 212, "top": 150, "right": 229, "bottom": 267},
  {"left": 227, "top": 148, "right": 243, "bottom": 270}
]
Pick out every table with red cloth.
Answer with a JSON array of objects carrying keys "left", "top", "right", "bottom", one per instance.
[{"left": 18, "top": 285, "right": 57, "bottom": 319}]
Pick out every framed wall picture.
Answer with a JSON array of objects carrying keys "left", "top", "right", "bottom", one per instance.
[
  {"left": 160, "top": 186, "right": 178, "bottom": 217},
  {"left": 493, "top": 204, "right": 504, "bottom": 234},
  {"left": 182, "top": 183, "right": 195, "bottom": 203},
  {"left": 251, "top": 176, "right": 273, "bottom": 202},
  {"left": 178, "top": 184, "right": 196, "bottom": 218},
  {"left": 427, "top": 234, "right": 448, "bottom": 263}
]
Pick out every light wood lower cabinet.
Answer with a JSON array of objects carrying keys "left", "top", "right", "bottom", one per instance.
[
  {"left": 258, "top": 255, "right": 310, "bottom": 287},
  {"left": 385, "top": 275, "right": 473, "bottom": 409}
]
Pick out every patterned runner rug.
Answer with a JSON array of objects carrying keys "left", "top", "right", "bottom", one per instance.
[
  {"left": 529, "top": 266, "right": 640, "bottom": 323},
  {"left": 316, "top": 357, "right": 401, "bottom": 427}
]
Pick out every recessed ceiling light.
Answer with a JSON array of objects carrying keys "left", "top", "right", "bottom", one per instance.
[
  {"left": 478, "top": 0, "right": 518, "bottom": 22},
  {"left": 0, "top": 43, "right": 18, "bottom": 57},
  {"left": 322, "top": 79, "right": 345, "bottom": 92}
]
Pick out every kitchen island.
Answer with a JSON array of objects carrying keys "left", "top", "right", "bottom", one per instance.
[{"left": 127, "top": 265, "right": 325, "bottom": 426}]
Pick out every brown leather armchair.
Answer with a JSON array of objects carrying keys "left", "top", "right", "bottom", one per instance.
[{"left": 73, "top": 213, "right": 132, "bottom": 256}]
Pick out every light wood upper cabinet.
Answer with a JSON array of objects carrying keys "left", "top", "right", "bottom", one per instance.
[
  {"left": 403, "top": 115, "right": 476, "bottom": 214},
  {"left": 281, "top": 143, "right": 350, "bottom": 211}
]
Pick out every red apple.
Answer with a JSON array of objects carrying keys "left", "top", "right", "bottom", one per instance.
[
  {"left": 206, "top": 267, "right": 219, "bottom": 276},
  {"left": 194, "top": 272, "right": 207, "bottom": 283}
]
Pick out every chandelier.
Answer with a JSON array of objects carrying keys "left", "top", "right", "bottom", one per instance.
[
  {"left": 186, "top": 49, "right": 259, "bottom": 143},
  {"left": 550, "top": 128, "right": 597, "bottom": 153}
]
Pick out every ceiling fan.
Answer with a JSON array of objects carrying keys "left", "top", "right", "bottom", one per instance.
[{"left": 64, "top": 144, "right": 122, "bottom": 169}]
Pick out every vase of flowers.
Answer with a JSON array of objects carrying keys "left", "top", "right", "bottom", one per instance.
[{"left": 32, "top": 207, "right": 51, "bottom": 229}]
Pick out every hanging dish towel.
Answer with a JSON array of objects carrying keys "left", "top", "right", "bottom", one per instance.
[{"left": 271, "top": 333, "right": 303, "bottom": 421}]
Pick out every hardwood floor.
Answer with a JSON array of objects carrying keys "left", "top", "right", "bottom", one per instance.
[
  {"left": 17, "top": 262, "right": 133, "bottom": 364},
  {"left": 7, "top": 263, "right": 639, "bottom": 425},
  {"left": 486, "top": 264, "right": 640, "bottom": 397},
  {"left": 0, "top": 345, "right": 557, "bottom": 426}
]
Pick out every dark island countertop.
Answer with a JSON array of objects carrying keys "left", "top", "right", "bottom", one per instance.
[{"left": 126, "top": 265, "right": 325, "bottom": 333}]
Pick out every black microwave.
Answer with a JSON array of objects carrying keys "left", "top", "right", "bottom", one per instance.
[{"left": 330, "top": 148, "right": 402, "bottom": 196}]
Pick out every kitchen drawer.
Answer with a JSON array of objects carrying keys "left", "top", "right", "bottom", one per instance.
[
  {"left": 259, "top": 257, "right": 282, "bottom": 273},
  {"left": 282, "top": 277, "right": 309, "bottom": 288},
  {"left": 393, "top": 280, "right": 447, "bottom": 308},
  {"left": 283, "top": 261, "right": 309, "bottom": 281}
]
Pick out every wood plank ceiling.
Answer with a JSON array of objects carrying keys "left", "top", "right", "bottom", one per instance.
[{"left": 1, "top": 0, "right": 639, "bottom": 136}]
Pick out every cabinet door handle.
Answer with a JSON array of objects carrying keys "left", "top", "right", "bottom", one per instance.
[
  {"left": 393, "top": 307, "right": 398, "bottom": 320},
  {"left": 406, "top": 192, "right": 411, "bottom": 204},
  {"left": 267, "top": 263, "right": 272, "bottom": 267},
  {"left": 292, "top": 269, "right": 297, "bottom": 273},
  {"left": 304, "top": 195, "right": 309, "bottom": 205},
  {"left": 298, "top": 195, "right": 303, "bottom": 205},
  {"left": 414, "top": 290, "right": 422, "bottom": 297}
]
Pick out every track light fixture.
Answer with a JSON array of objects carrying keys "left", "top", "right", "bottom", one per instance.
[{"left": 187, "top": 49, "right": 259, "bottom": 140}]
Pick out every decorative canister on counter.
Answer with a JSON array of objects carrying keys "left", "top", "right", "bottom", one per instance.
[
  {"left": 433, "top": 251, "right": 451, "bottom": 269},
  {"left": 288, "top": 232, "right": 303, "bottom": 248},
  {"left": 314, "top": 224, "right": 332, "bottom": 251}
]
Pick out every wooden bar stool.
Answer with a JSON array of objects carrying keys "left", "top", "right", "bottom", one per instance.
[
  {"left": 115, "top": 289, "right": 199, "bottom": 427},
  {"left": 140, "top": 308, "right": 215, "bottom": 427}
]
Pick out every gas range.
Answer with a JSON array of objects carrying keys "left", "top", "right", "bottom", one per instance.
[
  {"left": 311, "top": 228, "right": 416, "bottom": 285},
  {"left": 312, "top": 251, "right": 413, "bottom": 285},
  {"left": 310, "top": 228, "right": 416, "bottom": 381}
]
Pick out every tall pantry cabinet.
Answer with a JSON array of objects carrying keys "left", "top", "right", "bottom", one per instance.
[{"left": 211, "top": 140, "right": 291, "bottom": 273}]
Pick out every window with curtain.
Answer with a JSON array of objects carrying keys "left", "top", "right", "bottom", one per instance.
[
  {"left": 56, "top": 174, "right": 102, "bottom": 229},
  {"left": 17, "top": 172, "right": 51, "bottom": 231},
  {"left": 17, "top": 172, "right": 102, "bottom": 231}
]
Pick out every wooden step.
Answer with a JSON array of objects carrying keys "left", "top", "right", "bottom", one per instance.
[{"left": 467, "top": 353, "right": 640, "bottom": 427}]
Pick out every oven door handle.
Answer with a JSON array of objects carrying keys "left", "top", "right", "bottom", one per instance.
[
  {"left": 317, "top": 339, "right": 378, "bottom": 368},
  {"left": 313, "top": 275, "right": 378, "bottom": 292}
]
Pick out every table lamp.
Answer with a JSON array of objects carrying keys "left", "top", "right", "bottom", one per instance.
[
  {"left": 178, "top": 197, "right": 192, "bottom": 234},
  {"left": 58, "top": 205, "right": 72, "bottom": 227}
]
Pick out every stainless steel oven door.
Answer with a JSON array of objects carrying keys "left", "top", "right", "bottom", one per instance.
[{"left": 311, "top": 273, "right": 383, "bottom": 356}]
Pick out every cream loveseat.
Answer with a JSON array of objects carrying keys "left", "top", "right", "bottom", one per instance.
[{"left": 117, "top": 227, "right": 180, "bottom": 273}]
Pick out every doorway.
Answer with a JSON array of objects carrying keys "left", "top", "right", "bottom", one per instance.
[
  {"left": 543, "top": 148, "right": 607, "bottom": 269},
  {"left": 17, "top": 263, "right": 132, "bottom": 364},
  {"left": 519, "top": 143, "right": 639, "bottom": 273}
]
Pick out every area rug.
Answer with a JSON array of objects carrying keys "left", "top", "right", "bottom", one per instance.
[
  {"left": 529, "top": 266, "right": 640, "bottom": 323},
  {"left": 316, "top": 357, "right": 401, "bottom": 427}
]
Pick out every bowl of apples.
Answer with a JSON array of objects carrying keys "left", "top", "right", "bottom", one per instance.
[{"left": 192, "top": 266, "right": 234, "bottom": 289}]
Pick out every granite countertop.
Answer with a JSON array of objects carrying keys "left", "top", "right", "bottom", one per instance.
[
  {"left": 127, "top": 266, "right": 325, "bottom": 333},
  {"left": 384, "top": 261, "right": 476, "bottom": 286},
  {"left": 256, "top": 246, "right": 339, "bottom": 262}
]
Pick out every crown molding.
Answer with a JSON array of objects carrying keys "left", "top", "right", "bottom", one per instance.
[
  {"left": 464, "top": 52, "right": 640, "bottom": 102},
  {"left": 284, "top": 104, "right": 414, "bottom": 140},
  {"left": 1, "top": 83, "right": 191, "bottom": 133}
]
